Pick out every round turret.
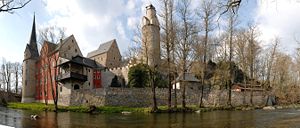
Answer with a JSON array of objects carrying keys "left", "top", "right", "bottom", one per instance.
[
  {"left": 141, "top": 4, "right": 160, "bottom": 67},
  {"left": 21, "top": 15, "right": 38, "bottom": 103}
]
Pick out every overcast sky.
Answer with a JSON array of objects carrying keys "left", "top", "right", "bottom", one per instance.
[{"left": 0, "top": 0, "right": 300, "bottom": 63}]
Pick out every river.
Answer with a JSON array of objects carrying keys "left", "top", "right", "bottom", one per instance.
[{"left": 1, "top": 107, "right": 300, "bottom": 128}]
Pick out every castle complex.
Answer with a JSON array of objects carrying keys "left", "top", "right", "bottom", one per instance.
[
  {"left": 21, "top": 5, "right": 269, "bottom": 107},
  {"left": 21, "top": 4, "right": 161, "bottom": 105}
]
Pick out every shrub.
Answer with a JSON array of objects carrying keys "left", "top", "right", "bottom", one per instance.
[{"left": 128, "top": 63, "right": 150, "bottom": 88}]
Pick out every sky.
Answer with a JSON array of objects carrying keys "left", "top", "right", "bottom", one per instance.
[{"left": 0, "top": 0, "right": 300, "bottom": 63}]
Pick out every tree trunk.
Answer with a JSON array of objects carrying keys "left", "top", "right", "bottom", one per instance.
[
  {"left": 182, "top": 81, "right": 186, "bottom": 108},
  {"left": 174, "top": 72, "right": 177, "bottom": 108},
  {"left": 168, "top": 58, "right": 172, "bottom": 110},
  {"left": 54, "top": 63, "right": 59, "bottom": 112},
  {"left": 151, "top": 69, "right": 158, "bottom": 112},
  {"left": 15, "top": 71, "right": 18, "bottom": 93},
  {"left": 227, "top": 80, "right": 232, "bottom": 107},
  {"left": 44, "top": 70, "right": 48, "bottom": 105},
  {"left": 227, "top": 14, "right": 234, "bottom": 107}
]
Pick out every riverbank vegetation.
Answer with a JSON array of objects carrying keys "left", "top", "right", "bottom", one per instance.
[
  {"left": 7, "top": 102, "right": 269, "bottom": 114},
  {"left": 7, "top": 102, "right": 147, "bottom": 113},
  {"left": 10, "top": 102, "right": 300, "bottom": 114}
]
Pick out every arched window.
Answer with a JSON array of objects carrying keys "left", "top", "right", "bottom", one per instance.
[{"left": 74, "top": 84, "right": 80, "bottom": 90}]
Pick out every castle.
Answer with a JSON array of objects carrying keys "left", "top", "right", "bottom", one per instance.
[{"left": 21, "top": 4, "right": 161, "bottom": 105}]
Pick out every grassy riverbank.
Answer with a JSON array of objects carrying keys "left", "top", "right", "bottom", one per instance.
[
  {"left": 7, "top": 102, "right": 267, "bottom": 113},
  {"left": 7, "top": 102, "right": 149, "bottom": 113}
]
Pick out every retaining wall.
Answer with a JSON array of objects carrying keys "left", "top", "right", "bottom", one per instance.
[{"left": 64, "top": 87, "right": 267, "bottom": 107}]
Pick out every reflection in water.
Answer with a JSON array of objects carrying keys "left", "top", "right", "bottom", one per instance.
[{"left": 2, "top": 107, "right": 300, "bottom": 127}]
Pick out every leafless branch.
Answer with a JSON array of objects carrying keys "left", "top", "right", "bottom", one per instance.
[{"left": 0, "top": 0, "right": 31, "bottom": 13}]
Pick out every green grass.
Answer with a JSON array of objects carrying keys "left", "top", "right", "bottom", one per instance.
[
  {"left": 7, "top": 102, "right": 264, "bottom": 114},
  {"left": 7, "top": 102, "right": 152, "bottom": 113},
  {"left": 8, "top": 102, "right": 56, "bottom": 111}
]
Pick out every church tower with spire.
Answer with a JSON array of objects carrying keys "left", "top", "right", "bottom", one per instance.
[
  {"left": 141, "top": 4, "right": 160, "bottom": 67},
  {"left": 21, "top": 15, "right": 39, "bottom": 103}
]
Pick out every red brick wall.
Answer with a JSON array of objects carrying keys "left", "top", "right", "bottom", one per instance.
[{"left": 35, "top": 43, "right": 59, "bottom": 101}]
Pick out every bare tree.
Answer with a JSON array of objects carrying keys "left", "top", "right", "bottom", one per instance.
[
  {"left": 39, "top": 26, "right": 65, "bottom": 45},
  {"left": 39, "top": 43, "right": 49, "bottom": 105},
  {"left": 196, "top": 0, "right": 218, "bottom": 108},
  {"left": 2, "top": 59, "right": 12, "bottom": 92},
  {"left": 12, "top": 62, "right": 21, "bottom": 93},
  {"left": 125, "top": 24, "right": 143, "bottom": 63},
  {"left": 176, "top": 0, "right": 197, "bottom": 108},
  {"left": 219, "top": 0, "right": 242, "bottom": 16},
  {"left": 226, "top": 12, "right": 238, "bottom": 107},
  {"left": 0, "top": 60, "right": 5, "bottom": 91},
  {"left": 0, "top": 0, "right": 31, "bottom": 13},
  {"left": 265, "top": 38, "right": 279, "bottom": 88},
  {"left": 158, "top": 0, "right": 176, "bottom": 110},
  {"left": 245, "top": 24, "right": 260, "bottom": 106},
  {"left": 39, "top": 26, "right": 66, "bottom": 112}
]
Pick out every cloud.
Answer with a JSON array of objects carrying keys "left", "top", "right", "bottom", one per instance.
[
  {"left": 42, "top": 0, "right": 151, "bottom": 57},
  {"left": 255, "top": 0, "right": 300, "bottom": 52}
]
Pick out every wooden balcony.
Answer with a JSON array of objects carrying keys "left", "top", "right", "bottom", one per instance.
[{"left": 57, "top": 72, "right": 87, "bottom": 82}]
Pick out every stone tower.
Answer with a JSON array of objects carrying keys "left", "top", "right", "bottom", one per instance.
[
  {"left": 141, "top": 4, "right": 160, "bottom": 67},
  {"left": 22, "top": 15, "right": 38, "bottom": 103}
]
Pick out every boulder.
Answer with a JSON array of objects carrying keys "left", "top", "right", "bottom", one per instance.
[{"left": 263, "top": 106, "right": 275, "bottom": 110}]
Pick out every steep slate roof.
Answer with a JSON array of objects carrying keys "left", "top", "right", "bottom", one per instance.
[
  {"left": 45, "top": 41, "right": 57, "bottom": 53},
  {"left": 54, "top": 35, "right": 74, "bottom": 52},
  {"left": 25, "top": 14, "right": 39, "bottom": 59},
  {"left": 59, "top": 55, "right": 104, "bottom": 69},
  {"left": 175, "top": 73, "right": 200, "bottom": 82},
  {"left": 87, "top": 39, "right": 116, "bottom": 58},
  {"left": 40, "top": 35, "right": 72, "bottom": 55}
]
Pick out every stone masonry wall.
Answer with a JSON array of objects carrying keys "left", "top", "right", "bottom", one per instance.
[{"left": 67, "top": 87, "right": 268, "bottom": 107}]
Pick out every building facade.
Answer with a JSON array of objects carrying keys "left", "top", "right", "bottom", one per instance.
[
  {"left": 87, "top": 39, "right": 122, "bottom": 68},
  {"left": 22, "top": 16, "right": 107, "bottom": 105}
]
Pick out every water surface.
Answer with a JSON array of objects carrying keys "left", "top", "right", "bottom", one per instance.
[{"left": 1, "top": 107, "right": 300, "bottom": 128}]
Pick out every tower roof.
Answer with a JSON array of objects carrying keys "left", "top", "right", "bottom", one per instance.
[
  {"left": 26, "top": 14, "right": 39, "bottom": 58},
  {"left": 146, "top": 4, "right": 155, "bottom": 10}
]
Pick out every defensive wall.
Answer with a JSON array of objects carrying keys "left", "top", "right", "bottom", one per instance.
[{"left": 58, "top": 87, "right": 268, "bottom": 107}]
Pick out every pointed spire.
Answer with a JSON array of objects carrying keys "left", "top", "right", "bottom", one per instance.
[
  {"left": 29, "top": 13, "right": 37, "bottom": 46},
  {"left": 28, "top": 13, "right": 39, "bottom": 57}
]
